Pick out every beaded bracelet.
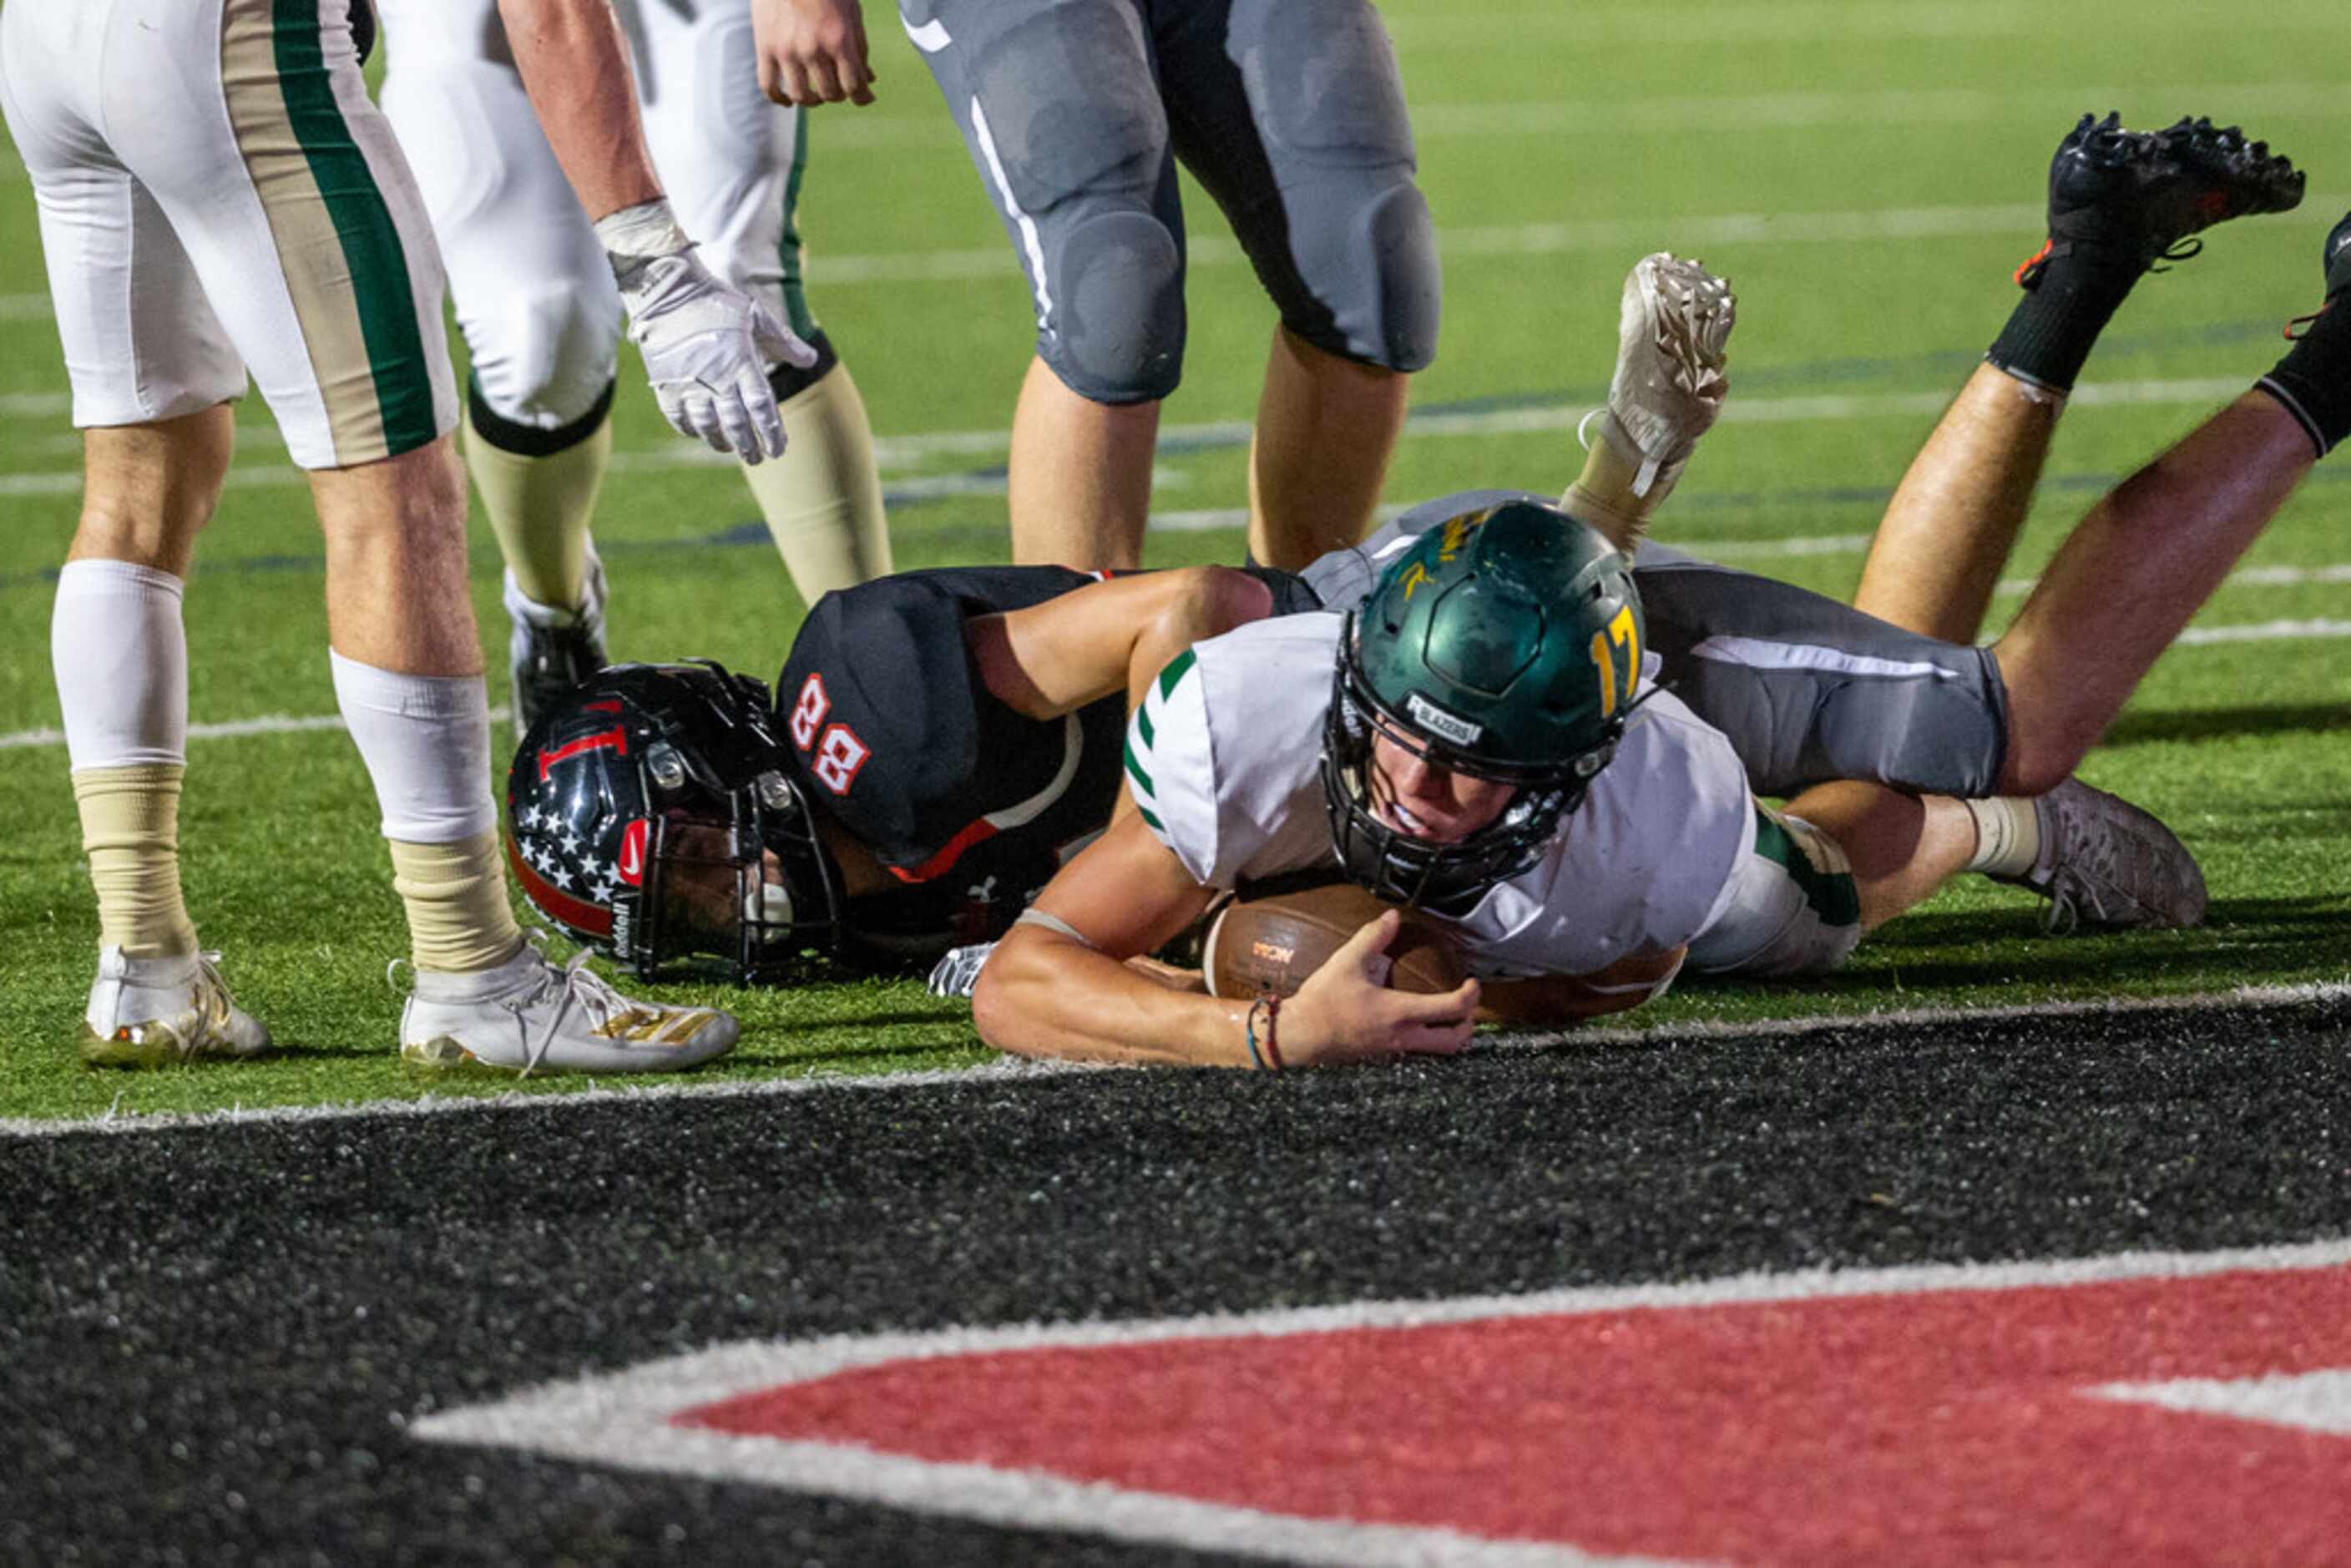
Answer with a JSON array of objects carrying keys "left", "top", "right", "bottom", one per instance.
[{"left": 1244, "top": 994, "right": 1284, "bottom": 1072}]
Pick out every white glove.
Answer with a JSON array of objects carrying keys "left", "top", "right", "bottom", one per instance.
[
  {"left": 1601, "top": 253, "right": 1735, "bottom": 496},
  {"left": 598, "top": 200, "right": 817, "bottom": 464}
]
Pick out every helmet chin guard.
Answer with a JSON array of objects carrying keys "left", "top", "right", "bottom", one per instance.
[
  {"left": 507, "top": 661, "right": 843, "bottom": 982},
  {"left": 1317, "top": 501, "right": 1645, "bottom": 913}
]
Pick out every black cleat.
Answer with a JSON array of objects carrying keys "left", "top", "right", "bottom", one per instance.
[
  {"left": 2017, "top": 112, "right": 2304, "bottom": 286},
  {"left": 504, "top": 559, "right": 609, "bottom": 734}
]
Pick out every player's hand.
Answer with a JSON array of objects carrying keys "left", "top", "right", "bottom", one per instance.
[
  {"left": 753, "top": 0, "right": 877, "bottom": 106},
  {"left": 1282, "top": 911, "right": 1479, "bottom": 1066},
  {"left": 619, "top": 250, "right": 817, "bottom": 464}
]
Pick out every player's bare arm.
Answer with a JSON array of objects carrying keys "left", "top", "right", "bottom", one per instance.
[
  {"left": 753, "top": 0, "right": 877, "bottom": 107},
  {"left": 970, "top": 813, "right": 1479, "bottom": 1069},
  {"left": 963, "top": 567, "right": 1274, "bottom": 721},
  {"left": 493, "top": 0, "right": 663, "bottom": 219}
]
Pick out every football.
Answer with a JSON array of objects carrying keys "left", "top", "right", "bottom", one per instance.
[{"left": 1202, "top": 879, "right": 1469, "bottom": 999}]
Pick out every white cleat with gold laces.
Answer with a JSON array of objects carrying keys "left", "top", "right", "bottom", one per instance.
[{"left": 399, "top": 938, "right": 740, "bottom": 1076}]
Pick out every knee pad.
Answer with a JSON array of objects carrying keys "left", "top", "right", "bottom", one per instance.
[
  {"left": 1277, "top": 174, "right": 1439, "bottom": 372},
  {"left": 1041, "top": 208, "right": 1185, "bottom": 405},
  {"left": 464, "top": 281, "right": 619, "bottom": 432}
]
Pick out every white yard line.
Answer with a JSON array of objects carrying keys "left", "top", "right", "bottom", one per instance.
[
  {"left": 1, "top": 195, "right": 2337, "bottom": 316},
  {"left": 810, "top": 82, "right": 2351, "bottom": 150},
  {"left": 8, "top": 980, "right": 2348, "bottom": 1141},
  {"left": 5, "top": 583, "right": 2338, "bottom": 751},
  {"left": 0, "top": 374, "right": 2268, "bottom": 498}
]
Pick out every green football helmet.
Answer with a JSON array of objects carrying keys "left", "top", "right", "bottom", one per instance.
[{"left": 1321, "top": 499, "right": 1646, "bottom": 911}]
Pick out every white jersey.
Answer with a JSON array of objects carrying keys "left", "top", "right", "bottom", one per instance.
[{"left": 1126, "top": 615, "right": 1758, "bottom": 979}]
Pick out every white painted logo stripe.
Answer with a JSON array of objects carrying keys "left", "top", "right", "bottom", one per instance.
[
  {"left": 901, "top": 15, "right": 950, "bottom": 53},
  {"left": 412, "top": 1235, "right": 2351, "bottom": 1567}
]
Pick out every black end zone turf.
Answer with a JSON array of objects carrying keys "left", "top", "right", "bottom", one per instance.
[{"left": 5, "top": 995, "right": 2348, "bottom": 1562}]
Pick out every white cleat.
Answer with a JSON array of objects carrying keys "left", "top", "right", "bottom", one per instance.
[
  {"left": 399, "top": 938, "right": 740, "bottom": 1076},
  {"left": 79, "top": 947, "right": 272, "bottom": 1069},
  {"left": 1599, "top": 252, "right": 1737, "bottom": 496},
  {"left": 1997, "top": 776, "right": 2210, "bottom": 933}
]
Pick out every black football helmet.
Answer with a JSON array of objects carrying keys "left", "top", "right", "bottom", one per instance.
[
  {"left": 1322, "top": 500, "right": 1646, "bottom": 913},
  {"left": 506, "top": 661, "right": 842, "bottom": 981}
]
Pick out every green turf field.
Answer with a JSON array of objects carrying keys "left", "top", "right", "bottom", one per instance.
[{"left": 3, "top": 0, "right": 2347, "bottom": 1120}]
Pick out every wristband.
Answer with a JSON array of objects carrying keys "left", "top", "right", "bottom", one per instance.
[
  {"left": 1244, "top": 994, "right": 1284, "bottom": 1072},
  {"left": 594, "top": 198, "right": 692, "bottom": 289}
]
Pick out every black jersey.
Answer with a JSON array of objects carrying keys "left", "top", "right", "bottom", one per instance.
[{"left": 774, "top": 563, "right": 1318, "bottom": 970}]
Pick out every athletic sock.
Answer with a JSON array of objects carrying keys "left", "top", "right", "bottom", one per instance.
[
  {"left": 73, "top": 764, "right": 200, "bottom": 958},
  {"left": 1962, "top": 795, "right": 2044, "bottom": 878},
  {"left": 743, "top": 333, "right": 892, "bottom": 601},
  {"left": 388, "top": 832, "right": 525, "bottom": 974},
  {"left": 1985, "top": 247, "right": 2140, "bottom": 395},
  {"left": 1562, "top": 418, "right": 1664, "bottom": 551},
  {"left": 330, "top": 650, "right": 521, "bottom": 971},
  {"left": 2256, "top": 301, "right": 2351, "bottom": 458},
  {"left": 53, "top": 559, "right": 198, "bottom": 957},
  {"left": 464, "top": 372, "right": 614, "bottom": 612}
]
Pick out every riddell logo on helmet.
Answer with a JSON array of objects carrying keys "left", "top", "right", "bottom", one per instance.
[{"left": 1405, "top": 693, "right": 1482, "bottom": 749}]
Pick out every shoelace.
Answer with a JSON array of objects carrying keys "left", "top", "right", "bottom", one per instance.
[{"left": 508, "top": 948, "right": 684, "bottom": 1079}]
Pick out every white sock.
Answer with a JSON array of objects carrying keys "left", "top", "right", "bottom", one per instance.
[
  {"left": 53, "top": 559, "right": 188, "bottom": 770},
  {"left": 1962, "top": 795, "right": 2043, "bottom": 878},
  {"left": 328, "top": 650, "right": 498, "bottom": 843}
]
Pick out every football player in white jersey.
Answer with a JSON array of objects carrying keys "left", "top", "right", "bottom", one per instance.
[
  {"left": 378, "top": 0, "right": 892, "bottom": 729},
  {"left": 1, "top": 0, "right": 787, "bottom": 1071},
  {"left": 968, "top": 127, "right": 2348, "bottom": 1070}
]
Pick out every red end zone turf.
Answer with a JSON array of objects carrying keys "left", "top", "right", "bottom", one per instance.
[{"left": 678, "top": 1259, "right": 2351, "bottom": 1562}]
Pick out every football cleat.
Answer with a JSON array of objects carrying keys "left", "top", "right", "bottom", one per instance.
[
  {"left": 1990, "top": 777, "right": 2208, "bottom": 934},
  {"left": 1596, "top": 252, "right": 1736, "bottom": 495},
  {"left": 2018, "top": 112, "right": 2303, "bottom": 284},
  {"left": 398, "top": 935, "right": 740, "bottom": 1076},
  {"left": 505, "top": 552, "right": 609, "bottom": 734},
  {"left": 79, "top": 947, "right": 271, "bottom": 1069},
  {"left": 2283, "top": 210, "right": 2351, "bottom": 336}
]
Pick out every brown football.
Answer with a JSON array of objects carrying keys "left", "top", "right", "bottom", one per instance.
[{"left": 1203, "top": 879, "right": 1469, "bottom": 1000}]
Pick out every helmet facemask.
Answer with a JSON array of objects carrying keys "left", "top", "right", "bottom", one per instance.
[
  {"left": 1316, "top": 502, "right": 1646, "bottom": 916},
  {"left": 508, "top": 661, "right": 845, "bottom": 984},
  {"left": 1321, "top": 614, "right": 1616, "bottom": 915}
]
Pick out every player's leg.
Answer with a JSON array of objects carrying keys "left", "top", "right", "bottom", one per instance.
[
  {"left": 634, "top": 0, "right": 892, "bottom": 599},
  {"left": 1243, "top": 330, "right": 1409, "bottom": 571},
  {"left": 1165, "top": 0, "right": 1438, "bottom": 570},
  {"left": 1631, "top": 552, "right": 2206, "bottom": 933},
  {"left": 377, "top": 6, "right": 621, "bottom": 728},
  {"left": 1993, "top": 390, "right": 2318, "bottom": 795},
  {"left": 905, "top": 0, "right": 1186, "bottom": 569},
  {"left": 1008, "top": 361, "right": 1162, "bottom": 568},
  {"left": 1855, "top": 114, "right": 2304, "bottom": 641},
  {"left": 2, "top": 0, "right": 274, "bottom": 1064},
  {"left": 116, "top": 0, "right": 736, "bottom": 1071}
]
